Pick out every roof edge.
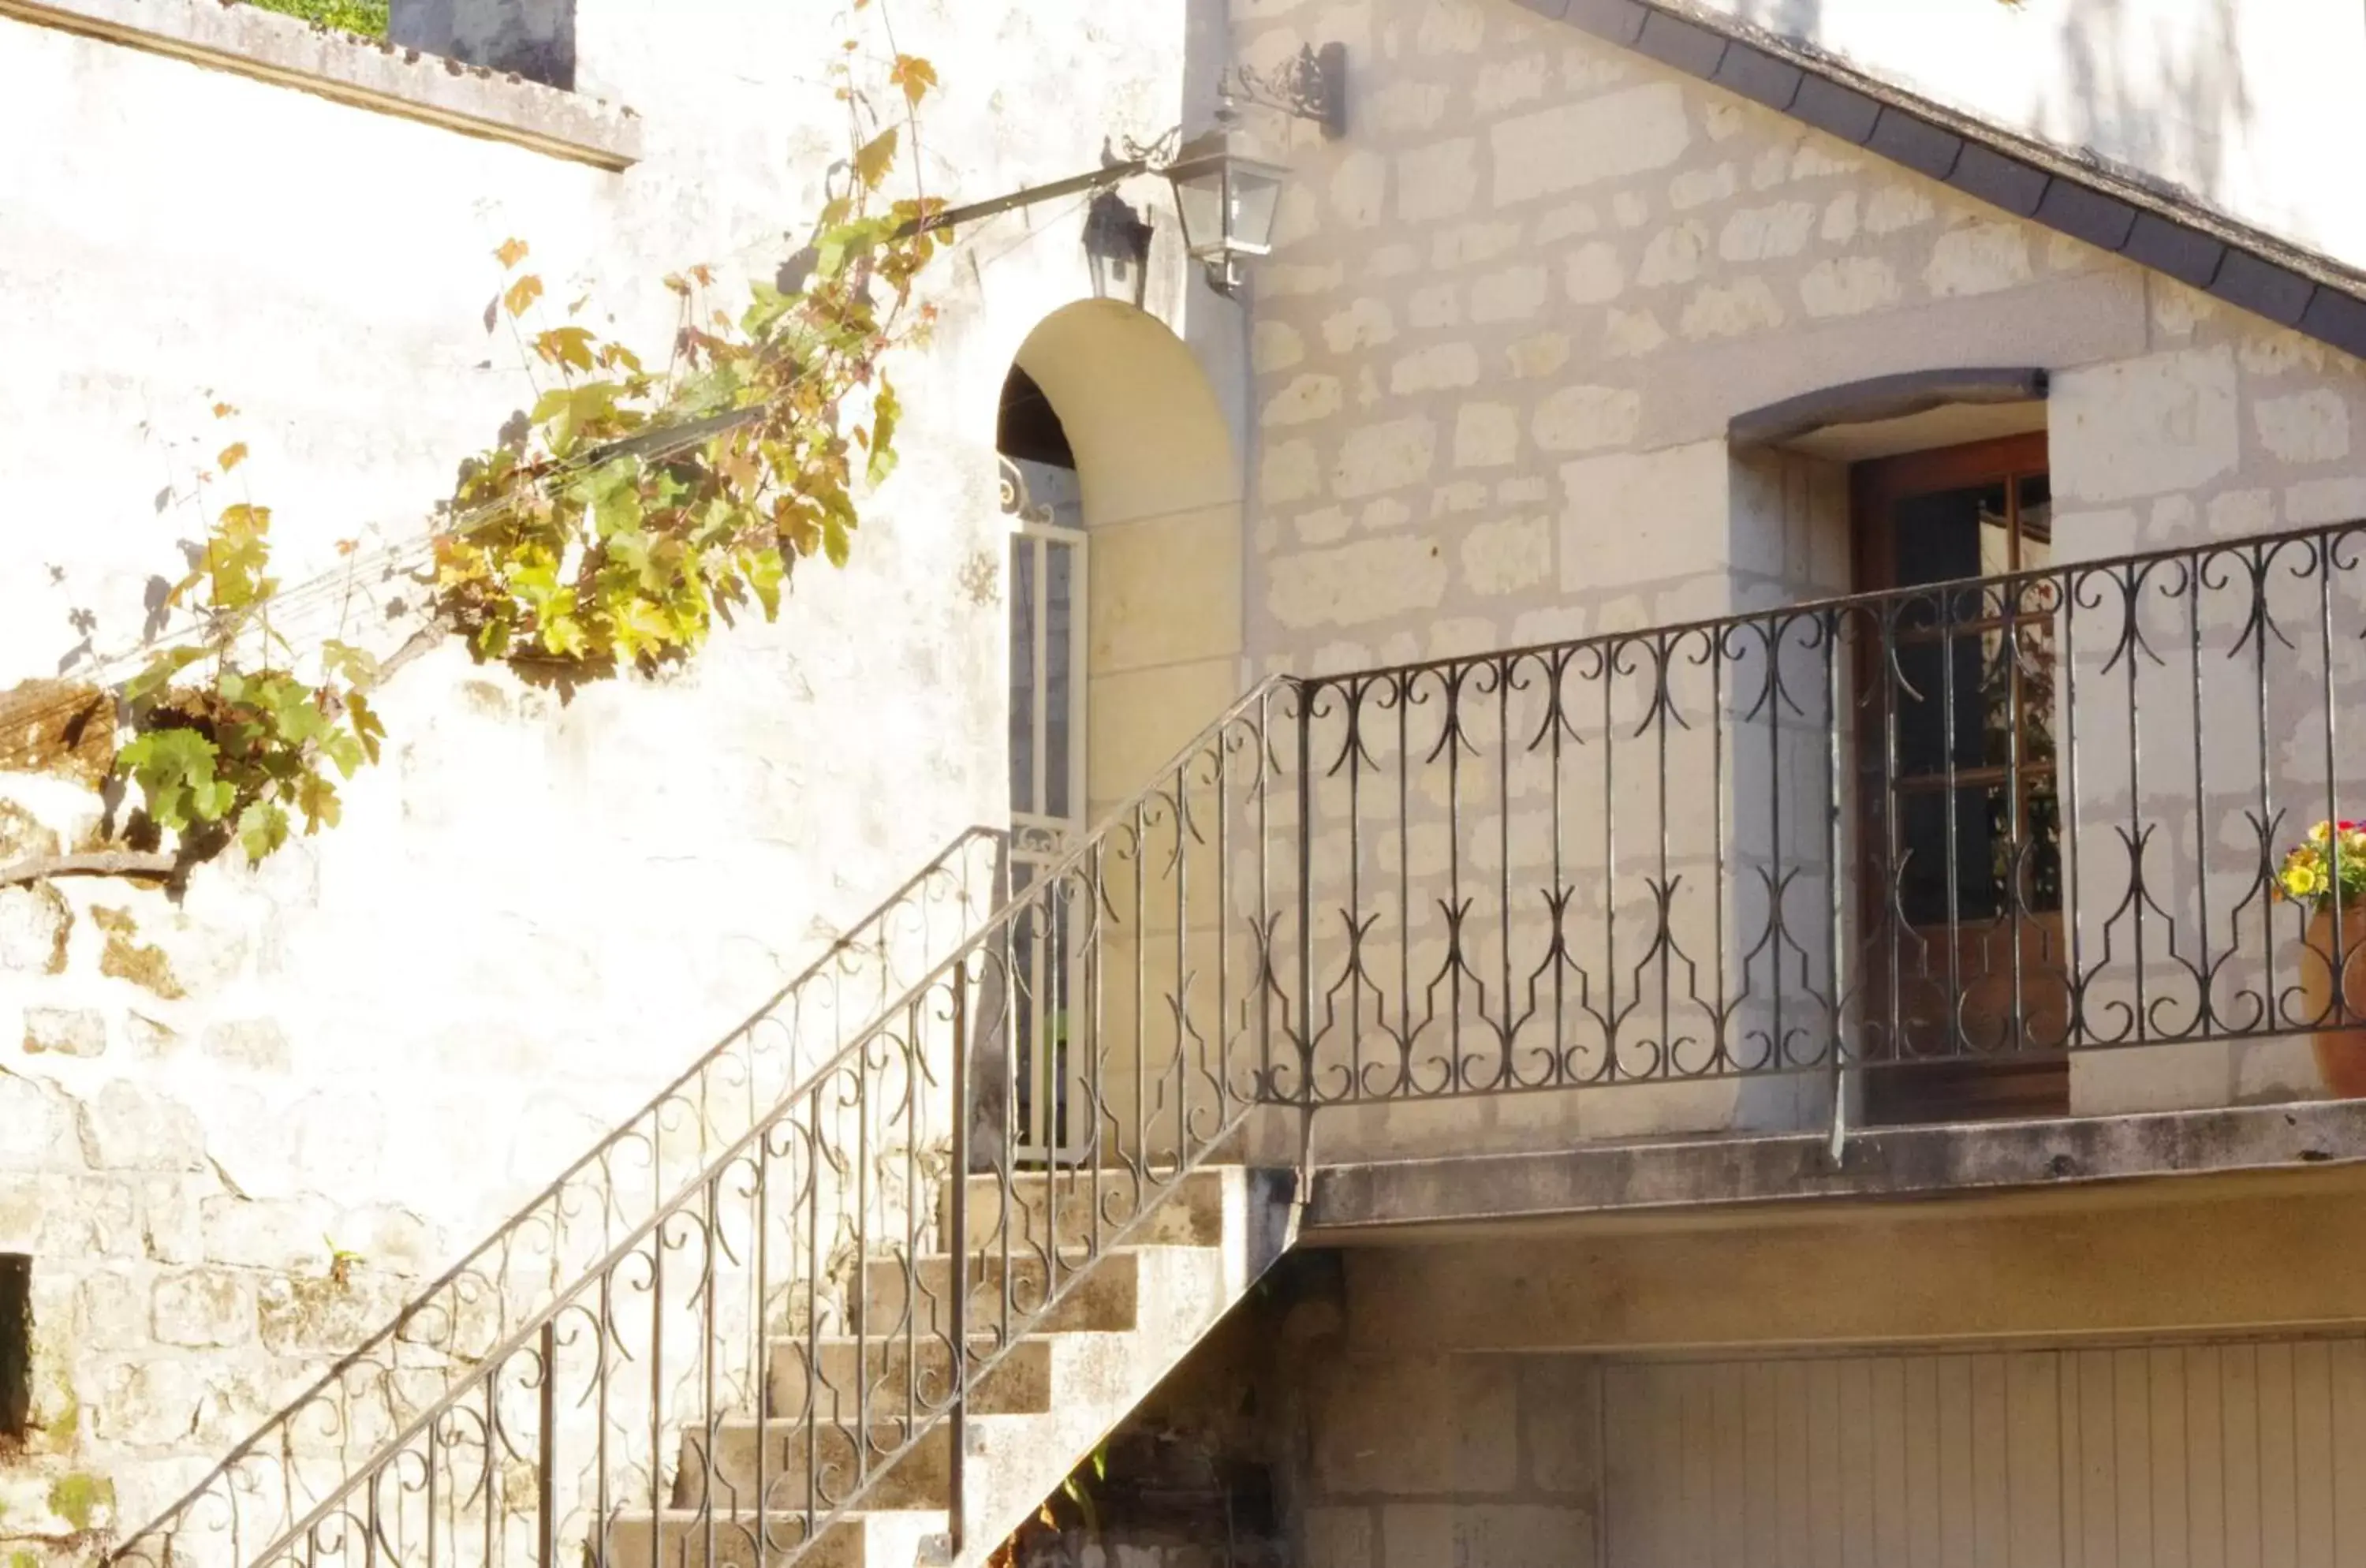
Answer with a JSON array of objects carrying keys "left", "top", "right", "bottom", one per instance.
[{"left": 1508, "top": 0, "right": 2366, "bottom": 360}]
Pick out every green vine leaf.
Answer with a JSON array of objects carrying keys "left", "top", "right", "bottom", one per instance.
[{"left": 60, "top": 34, "right": 946, "bottom": 886}]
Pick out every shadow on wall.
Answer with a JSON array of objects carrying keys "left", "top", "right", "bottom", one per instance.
[{"left": 1726, "top": 0, "right": 2256, "bottom": 222}]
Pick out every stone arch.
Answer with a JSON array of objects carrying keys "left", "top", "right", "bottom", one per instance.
[{"left": 1008, "top": 298, "right": 1245, "bottom": 816}]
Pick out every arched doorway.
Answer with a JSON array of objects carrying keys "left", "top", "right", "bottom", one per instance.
[{"left": 992, "top": 300, "right": 1245, "bottom": 1162}]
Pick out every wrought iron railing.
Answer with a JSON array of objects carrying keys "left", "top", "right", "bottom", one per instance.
[
  {"left": 109, "top": 520, "right": 2366, "bottom": 1568},
  {"left": 1266, "top": 520, "right": 2366, "bottom": 1135},
  {"left": 108, "top": 680, "right": 1291, "bottom": 1568},
  {"left": 104, "top": 828, "right": 1004, "bottom": 1568}
]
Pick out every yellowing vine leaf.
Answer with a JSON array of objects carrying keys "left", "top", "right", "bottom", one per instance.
[
  {"left": 854, "top": 128, "right": 900, "bottom": 192},
  {"left": 535, "top": 327, "right": 598, "bottom": 374},
  {"left": 75, "top": 44, "right": 947, "bottom": 888},
  {"left": 890, "top": 54, "right": 938, "bottom": 107},
  {"left": 504, "top": 274, "right": 546, "bottom": 319}
]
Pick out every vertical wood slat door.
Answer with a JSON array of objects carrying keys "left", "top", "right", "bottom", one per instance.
[{"left": 1602, "top": 1339, "right": 2366, "bottom": 1568}]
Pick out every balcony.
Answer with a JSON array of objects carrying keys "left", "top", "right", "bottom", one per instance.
[{"left": 987, "top": 520, "right": 2366, "bottom": 1190}]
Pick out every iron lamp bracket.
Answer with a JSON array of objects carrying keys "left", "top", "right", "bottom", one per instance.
[{"left": 1220, "top": 43, "right": 1348, "bottom": 139}]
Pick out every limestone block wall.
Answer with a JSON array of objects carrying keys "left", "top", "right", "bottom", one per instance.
[
  {"left": 1299, "top": 1350, "right": 1603, "bottom": 1568},
  {"left": 1230, "top": 0, "right": 2366, "bottom": 1150},
  {"left": 0, "top": 0, "right": 1226, "bottom": 1555}
]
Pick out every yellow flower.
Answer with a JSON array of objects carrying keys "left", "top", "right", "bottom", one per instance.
[
  {"left": 2312, "top": 820, "right": 2334, "bottom": 846},
  {"left": 2286, "top": 864, "right": 2325, "bottom": 900}
]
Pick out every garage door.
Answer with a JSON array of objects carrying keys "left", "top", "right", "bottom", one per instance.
[{"left": 1603, "top": 1338, "right": 2366, "bottom": 1566}]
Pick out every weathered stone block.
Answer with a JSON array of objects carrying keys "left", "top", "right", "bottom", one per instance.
[
  {"left": 1558, "top": 444, "right": 1730, "bottom": 591},
  {"left": 1800, "top": 256, "right": 1900, "bottom": 318},
  {"left": 1636, "top": 219, "right": 1708, "bottom": 286},
  {"left": 1434, "top": 220, "right": 1523, "bottom": 270},
  {"left": 77, "top": 1265, "right": 151, "bottom": 1350},
  {"left": 1264, "top": 440, "right": 1322, "bottom": 506},
  {"left": 2255, "top": 389, "right": 2352, "bottom": 465},
  {"left": 1252, "top": 320, "right": 1306, "bottom": 373},
  {"left": 1264, "top": 374, "right": 1345, "bottom": 428},
  {"left": 1267, "top": 537, "right": 1450, "bottom": 632},
  {"left": 1461, "top": 517, "right": 1554, "bottom": 597},
  {"left": 1391, "top": 343, "right": 1482, "bottom": 395},
  {"left": 1333, "top": 417, "right": 1439, "bottom": 499},
  {"left": 2052, "top": 347, "right": 2239, "bottom": 502},
  {"left": 1305, "top": 1506, "right": 1377, "bottom": 1568},
  {"left": 257, "top": 1271, "right": 407, "bottom": 1357},
  {"left": 1469, "top": 265, "right": 1547, "bottom": 323},
  {"left": 200, "top": 1017, "right": 293, "bottom": 1074},
  {"left": 1325, "top": 300, "right": 1391, "bottom": 354},
  {"left": 90, "top": 905, "right": 188, "bottom": 1001},
  {"left": 1380, "top": 1504, "right": 1594, "bottom": 1568},
  {"left": 0, "top": 884, "right": 69, "bottom": 973},
  {"left": 1399, "top": 138, "right": 1480, "bottom": 223},
  {"left": 1313, "top": 1354, "right": 1520, "bottom": 1494},
  {"left": 21, "top": 1006, "right": 104, "bottom": 1058},
  {"left": 1924, "top": 219, "right": 2034, "bottom": 297},
  {"left": 94, "top": 1357, "right": 204, "bottom": 1446},
  {"left": 1454, "top": 404, "right": 1523, "bottom": 470},
  {"left": 1679, "top": 278, "right": 1786, "bottom": 339},
  {"left": 0, "top": 1077, "right": 77, "bottom": 1170},
  {"left": 75, "top": 1080, "right": 205, "bottom": 1171},
  {"left": 1562, "top": 242, "right": 1624, "bottom": 304},
  {"left": 1532, "top": 386, "right": 1640, "bottom": 454},
  {"left": 201, "top": 1193, "right": 334, "bottom": 1270},
  {"left": 1332, "top": 150, "right": 1388, "bottom": 227},
  {"left": 1720, "top": 200, "right": 1816, "bottom": 262},
  {"left": 1491, "top": 84, "right": 1689, "bottom": 207},
  {"left": 152, "top": 1267, "right": 255, "bottom": 1349},
  {"left": 0, "top": 681, "right": 114, "bottom": 787}
]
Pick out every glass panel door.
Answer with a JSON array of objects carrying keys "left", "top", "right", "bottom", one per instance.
[
  {"left": 1003, "top": 457, "right": 1091, "bottom": 1160},
  {"left": 1853, "top": 434, "right": 2069, "bottom": 1123}
]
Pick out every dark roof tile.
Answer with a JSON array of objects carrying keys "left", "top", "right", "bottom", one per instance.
[
  {"left": 1950, "top": 144, "right": 2049, "bottom": 216},
  {"left": 1789, "top": 73, "right": 1879, "bottom": 144},
  {"left": 1711, "top": 42, "right": 1802, "bottom": 111},
  {"left": 1633, "top": 11, "right": 1727, "bottom": 76},
  {"left": 2034, "top": 180, "right": 2138, "bottom": 252},
  {"left": 1865, "top": 108, "right": 1961, "bottom": 181},
  {"left": 2119, "top": 213, "right": 2225, "bottom": 288},
  {"left": 2214, "top": 250, "right": 2316, "bottom": 326},
  {"left": 2300, "top": 289, "right": 2366, "bottom": 360},
  {"left": 1559, "top": 0, "right": 1646, "bottom": 46}
]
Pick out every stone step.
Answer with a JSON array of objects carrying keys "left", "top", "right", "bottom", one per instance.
[
  {"left": 941, "top": 1166, "right": 1228, "bottom": 1250},
  {"left": 674, "top": 1421, "right": 951, "bottom": 1514},
  {"left": 850, "top": 1249, "right": 1140, "bottom": 1338},
  {"left": 767, "top": 1334, "right": 1054, "bottom": 1421},
  {"left": 603, "top": 1506, "right": 943, "bottom": 1568}
]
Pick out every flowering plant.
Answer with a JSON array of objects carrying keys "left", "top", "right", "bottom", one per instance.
[{"left": 2276, "top": 819, "right": 2366, "bottom": 909}]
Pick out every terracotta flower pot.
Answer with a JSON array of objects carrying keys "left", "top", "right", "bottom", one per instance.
[{"left": 2301, "top": 905, "right": 2366, "bottom": 1097}]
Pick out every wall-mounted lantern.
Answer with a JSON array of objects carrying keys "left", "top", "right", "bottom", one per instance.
[
  {"left": 910, "top": 42, "right": 1349, "bottom": 300},
  {"left": 1162, "top": 122, "right": 1292, "bottom": 297}
]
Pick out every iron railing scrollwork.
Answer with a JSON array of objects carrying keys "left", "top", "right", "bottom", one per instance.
[
  {"left": 104, "top": 828, "right": 1003, "bottom": 1568},
  {"left": 109, "top": 519, "right": 2366, "bottom": 1568},
  {"left": 1266, "top": 519, "right": 2366, "bottom": 1122},
  {"left": 109, "top": 680, "right": 1297, "bottom": 1568}
]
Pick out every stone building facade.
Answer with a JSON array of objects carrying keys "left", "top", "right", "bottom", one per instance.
[{"left": 10, "top": 0, "right": 2366, "bottom": 1564}]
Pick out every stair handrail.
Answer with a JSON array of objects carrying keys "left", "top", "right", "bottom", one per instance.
[
  {"left": 105, "top": 825, "right": 1005, "bottom": 1568},
  {"left": 110, "top": 674, "right": 1298, "bottom": 1568}
]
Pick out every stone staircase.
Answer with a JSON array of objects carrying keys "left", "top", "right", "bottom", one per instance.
[{"left": 607, "top": 1159, "right": 1293, "bottom": 1568}]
